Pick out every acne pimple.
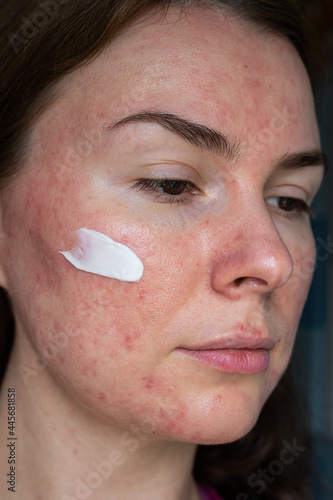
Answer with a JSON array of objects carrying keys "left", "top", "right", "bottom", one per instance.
[
  {"left": 97, "top": 392, "right": 107, "bottom": 402},
  {"left": 165, "top": 421, "right": 178, "bottom": 431},
  {"left": 162, "top": 408, "right": 186, "bottom": 434},
  {"left": 123, "top": 334, "right": 134, "bottom": 352},
  {"left": 234, "top": 322, "right": 245, "bottom": 334},
  {"left": 81, "top": 359, "right": 98, "bottom": 378},
  {"left": 252, "top": 327, "right": 265, "bottom": 338},
  {"left": 142, "top": 376, "right": 155, "bottom": 390}
]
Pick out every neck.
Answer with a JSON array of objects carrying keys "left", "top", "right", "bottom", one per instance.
[{"left": 0, "top": 334, "right": 200, "bottom": 500}]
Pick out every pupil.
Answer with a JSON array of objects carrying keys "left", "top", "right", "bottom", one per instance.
[
  {"left": 161, "top": 180, "right": 186, "bottom": 195},
  {"left": 280, "top": 197, "right": 293, "bottom": 211}
]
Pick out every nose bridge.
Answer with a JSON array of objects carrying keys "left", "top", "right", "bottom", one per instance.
[{"left": 211, "top": 199, "right": 294, "bottom": 294}]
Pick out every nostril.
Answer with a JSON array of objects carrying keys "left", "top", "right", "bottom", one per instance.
[
  {"left": 234, "top": 277, "right": 245, "bottom": 287},
  {"left": 234, "top": 277, "right": 268, "bottom": 288}
]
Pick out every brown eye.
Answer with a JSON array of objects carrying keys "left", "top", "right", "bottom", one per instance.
[
  {"left": 278, "top": 197, "right": 309, "bottom": 213},
  {"left": 279, "top": 197, "right": 297, "bottom": 211},
  {"left": 157, "top": 180, "right": 188, "bottom": 195},
  {"left": 132, "top": 178, "right": 199, "bottom": 204},
  {"left": 266, "top": 196, "right": 313, "bottom": 217}
]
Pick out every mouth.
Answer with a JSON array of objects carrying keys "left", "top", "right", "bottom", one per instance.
[{"left": 177, "top": 336, "right": 276, "bottom": 374}]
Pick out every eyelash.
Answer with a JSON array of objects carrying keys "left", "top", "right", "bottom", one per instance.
[
  {"left": 131, "top": 178, "right": 314, "bottom": 216},
  {"left": 131, "top": 178, "right": 199, "bottom": 205},
  {"left": 266, "top": 197, "right": 314, "bottom": 218}
]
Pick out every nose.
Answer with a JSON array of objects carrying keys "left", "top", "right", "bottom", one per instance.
[{"left": 210, "top": 207, "right": 294, "bottom": 299}]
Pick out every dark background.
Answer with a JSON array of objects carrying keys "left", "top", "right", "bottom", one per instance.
[{"left": 292, "top": 1, "right": 333, "bottom": 498}]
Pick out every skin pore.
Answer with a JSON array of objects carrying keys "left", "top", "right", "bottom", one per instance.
[{"left": 0, "top": 6, "right": 325, "bottom": 500}]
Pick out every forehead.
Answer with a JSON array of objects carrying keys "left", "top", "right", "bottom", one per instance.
[{"left": 36, "top": 6, "right": 319, "bottom": 157}]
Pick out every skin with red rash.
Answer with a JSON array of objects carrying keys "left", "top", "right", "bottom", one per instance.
[{"left": 0, "top": 3, "right": 324, "bottom": 476}]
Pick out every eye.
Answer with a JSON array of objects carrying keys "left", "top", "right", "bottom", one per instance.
[
  {"left": 131, "top": 178, "right": 200, "bottom": 204},
  {"left": 266, "top": 196, "right": 314, "bottom": 217}
]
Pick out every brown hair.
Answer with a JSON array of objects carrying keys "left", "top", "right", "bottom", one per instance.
[{"left": 0, "top": 1, "right": 318, "bottom": 499}]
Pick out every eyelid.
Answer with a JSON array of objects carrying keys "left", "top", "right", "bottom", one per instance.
[
  {"left": 266, "top": 168, "right": 323, "bottom": 202},
  {"left": 130, "top": 178, "right": 202, "bottom": 204},
  {"left": 142, "top": 160, "right": 203, "bottom": 179},
  {"left": 265, "top": 184, "right": 310, "bottom": 202}
]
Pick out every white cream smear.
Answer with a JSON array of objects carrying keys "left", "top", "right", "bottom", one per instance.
[{"left": 60, "top": 228, "right": 144, "bottom": 282}]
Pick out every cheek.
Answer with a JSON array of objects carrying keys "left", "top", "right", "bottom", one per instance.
[{"left": 2, "top": 174, "right": 201, "bottom": 374}]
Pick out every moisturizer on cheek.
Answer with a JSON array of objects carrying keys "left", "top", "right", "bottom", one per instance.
[{"left": 60, "top": 228, "right": 144, "bottom": 282}]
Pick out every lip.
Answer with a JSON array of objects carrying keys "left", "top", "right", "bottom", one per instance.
[
  {"left": 183, "top": 336, "right": 277, "bottom": 351},
  {"left": 177, "top": 336, "right": 276, "bottom": 374},
  {"left": 177, "top": 348, "right": 270, "bottom": 374}
]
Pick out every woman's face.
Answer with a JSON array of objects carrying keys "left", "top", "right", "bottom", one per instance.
[{"left": 0, "top": 8, "right": 324, "bottom": 444}]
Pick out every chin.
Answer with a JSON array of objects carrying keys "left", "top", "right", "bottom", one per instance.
[
  {"left": 189, "top": 408, "right": 262, "bottom": 446},
  {"left": 131, "top": 382, "right": 269, "bottom": 446}
]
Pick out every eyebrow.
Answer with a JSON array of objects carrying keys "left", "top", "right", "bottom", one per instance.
[
  {"left": 275, "top": 150, "right": 328, "bottom": 174},
  {"left": 108, "top": 111, "right": 240, "bottom": 160},
  {"left": 107, "top": 111, "right": 328, "bottom": 173}
]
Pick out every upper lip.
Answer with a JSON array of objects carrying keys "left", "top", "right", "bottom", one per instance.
[{"left": 180, "top": 336, "right": 277, "bottom": 351}]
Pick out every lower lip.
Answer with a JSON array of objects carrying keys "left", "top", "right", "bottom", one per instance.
[{"left": 178, "top": 349, "right": 270, "bottom": 374}]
